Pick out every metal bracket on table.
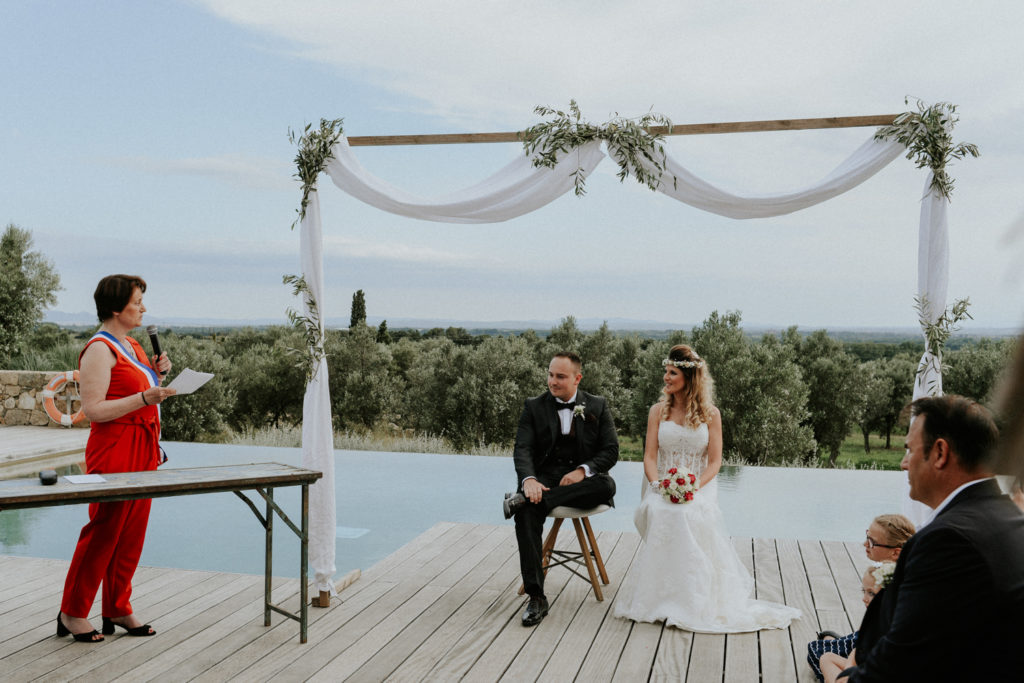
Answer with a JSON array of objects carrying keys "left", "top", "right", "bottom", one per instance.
[{"left": 232, "top": 485, "right": 311, "bottom": 642}]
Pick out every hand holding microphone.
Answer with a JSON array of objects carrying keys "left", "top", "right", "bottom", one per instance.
[{"left": 146, "top": 325, "right": 171, "bottom": 378}]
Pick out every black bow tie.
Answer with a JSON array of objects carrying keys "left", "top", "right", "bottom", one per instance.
[{"left": 555, "top": 401, "right": 576, "bottom": 412}]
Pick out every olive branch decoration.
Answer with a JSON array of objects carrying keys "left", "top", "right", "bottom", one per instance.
[
  {"left": 520, "top": 100, "right": 675, "bottom": 196},
  {"left": 913, "top": 294, "right": 972, "bottom": 394},
  {"left": 875, "top": 98, "right": 979, "bottom": 200},
  {"left": 289, "top": 117, "right": 345, "bottom": 230},
  {"left": 283, "top": 274, "right": 326, "bottom": 382}
]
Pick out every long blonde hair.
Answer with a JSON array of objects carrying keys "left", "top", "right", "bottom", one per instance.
[{"left": 659, "top": 344, "right": 715, "bottom": 427}]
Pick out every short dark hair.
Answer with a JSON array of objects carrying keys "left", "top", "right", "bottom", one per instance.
[
  {"left": 94, "top": 274, "right": 147, "bottom": 322},
  {"left": 911, "top": 395, "right": 999, "bottom": 472},
  {"left": 552, "top": 351, "right": 582, "bottom": 372}
]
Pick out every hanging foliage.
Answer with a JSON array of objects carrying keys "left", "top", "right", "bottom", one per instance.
[
  {"left": 875, "top": 99, "right": 979, "bottom": 200},
  {"left": 283, "top": 273, "right": 326, "bottom": 382},
  {"left": 520, "top": 100, "right": 675, "bottom": 196},
  {"left": 290, "top": 117, "right": 346, "bottom": 229},
  {"left": 913, "top": 294, "right": 972, "bottom": 394}
]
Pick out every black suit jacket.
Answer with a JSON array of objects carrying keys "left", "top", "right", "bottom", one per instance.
[
  {"left": 846, "top": 478, "right": 1024, "bottom": 682},
  {"left": 512, "top": 390, "right": 618, "bottom": 485}
]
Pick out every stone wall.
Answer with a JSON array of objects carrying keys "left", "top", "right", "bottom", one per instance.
[{"left": 0, "top": 370, "right": 89, "bottom": 428}]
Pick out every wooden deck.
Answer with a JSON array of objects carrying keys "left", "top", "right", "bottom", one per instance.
[
  {"left": 0, "top": 426, "right": 88, "bottom": 479},
  {"left": 0, "top": 523, "right": 871, "bottom": 682}
]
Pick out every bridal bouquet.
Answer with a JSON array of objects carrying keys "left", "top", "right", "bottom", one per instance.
[{"left": 658, "top": 467, "right": 698, "bottom": 504}]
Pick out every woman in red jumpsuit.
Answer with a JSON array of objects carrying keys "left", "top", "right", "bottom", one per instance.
[{"left": 57, "top": 275, "right": 175, "bottom": 642}]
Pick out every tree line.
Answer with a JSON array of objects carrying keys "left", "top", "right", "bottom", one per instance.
[
  {"left": 1, "top": 226, "right": 1014, "bottom": 465},
  {"left": 8, "top": 312, "right": 1015, "bottom": 466}
]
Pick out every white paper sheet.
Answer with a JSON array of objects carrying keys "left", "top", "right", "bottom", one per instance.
[
  {"left": 166, "top": 368, "right": 214, "bottom": 395},
  {"left": 64, "top": 474, "right": 106, "bottom": 484}
]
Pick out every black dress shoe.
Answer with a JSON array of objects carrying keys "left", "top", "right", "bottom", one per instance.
[
  {"left": 521, "top": 596, "right": 549, "bottom": 626},
  {"left": 503, "top": 492, "right": 526, "bottom": 520}
]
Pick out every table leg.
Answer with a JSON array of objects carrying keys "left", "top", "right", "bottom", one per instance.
[
  {"left": 265, "top": 488, "right": 273, "bottom": 627},
  {"left": 300, "top": 483, "right": 309, "bottom": 643}
]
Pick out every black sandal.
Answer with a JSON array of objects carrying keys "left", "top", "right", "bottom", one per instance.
[
  {"left": 816, "top": 630, "right": 843, "bottom": 640},
  {"left": 56, "top": 612, "right": 104, "bottom": 643},
  {"left": 102, "top": 616, "right": 156, "bottom": 637}
]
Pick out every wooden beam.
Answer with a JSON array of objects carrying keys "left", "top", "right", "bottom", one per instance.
[{"left": 346, "top": 114, "right": 900, "bottom": 147}]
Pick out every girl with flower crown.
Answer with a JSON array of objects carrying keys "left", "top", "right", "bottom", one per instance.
[
  {"left": 807, "top": 513, "right": 913, "bottom": 682},
  {"left": 614, "top": 344, "right": 801, "bottom": 632}
]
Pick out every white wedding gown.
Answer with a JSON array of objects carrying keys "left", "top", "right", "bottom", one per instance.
[{"left": 614, "top": 421, "right": 801, "bottom": 632}]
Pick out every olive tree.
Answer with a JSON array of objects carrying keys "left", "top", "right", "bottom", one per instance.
[
  {"left": 789, "top": 330, "right": 864, "bottom": 466},
  {"left": 327, "top": 324, "right": 399, "bottom": 429},
  {"left": 943, "top": 338, "right": 1015, "bottom": 405},
  {"left": 157, "top": 334, "right": 234, "bottom": 441},
  {"left": 0, "top": 224, "right": 61, "bottom": 360}
]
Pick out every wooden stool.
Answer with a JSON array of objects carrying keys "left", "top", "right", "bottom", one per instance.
[{"left": 519, "top": 504, "right": 611, "bottom": 601}]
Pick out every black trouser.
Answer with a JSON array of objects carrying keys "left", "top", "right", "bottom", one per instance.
[{"left": 515, "top": 467, "right": 615, "bottom": 598}]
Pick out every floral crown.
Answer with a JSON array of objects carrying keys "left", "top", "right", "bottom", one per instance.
[
  {"left": 662, "top": 357, "right": 704, "bottom": 369},
  {"left": 871, "top": 561, "right": 896, "bottom": 590}
]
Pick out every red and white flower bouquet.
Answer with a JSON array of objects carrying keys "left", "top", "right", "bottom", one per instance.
[{"left": 658, "top": 467, "right": 699, "bottom": 504}]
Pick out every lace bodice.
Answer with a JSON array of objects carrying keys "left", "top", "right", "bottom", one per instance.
[{"left": 658, "top": 421, "right": 709, "bottom": 479}]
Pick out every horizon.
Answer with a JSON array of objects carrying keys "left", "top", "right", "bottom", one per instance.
[
  {"left": 42, "top": 309, "right": 1020, "bottom": 338},
  {"left": 5, "top": 1, "right": 1024, "bottom": 330}
]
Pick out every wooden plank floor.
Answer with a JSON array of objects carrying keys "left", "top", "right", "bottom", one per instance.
[{"left": 0, "top": 523, "right": 869, "bottom": 682}]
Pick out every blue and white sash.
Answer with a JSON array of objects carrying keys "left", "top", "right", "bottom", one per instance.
[{"left": 91, "top": 331, "right": 160, "bottom": 389}]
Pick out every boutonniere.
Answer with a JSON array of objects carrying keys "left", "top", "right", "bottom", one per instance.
[{"left": 573, "top": 403, "right": 586, "bottom": 419}]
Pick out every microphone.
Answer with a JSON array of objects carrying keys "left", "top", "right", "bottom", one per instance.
[{"left": 146, "top": 325, "right": 165, "bottom": 375}]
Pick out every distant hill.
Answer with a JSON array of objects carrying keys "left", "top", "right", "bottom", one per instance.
[{"left": 44, "top": 310, "right": 1018, "bottom": 342}]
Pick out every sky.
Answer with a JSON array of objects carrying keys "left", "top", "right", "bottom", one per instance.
[{"left": 3, "top": 0, "right": 1024, "bottom": 331}]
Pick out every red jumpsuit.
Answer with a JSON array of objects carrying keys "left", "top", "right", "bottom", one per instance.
[{"left": 61, "top": 334, "right": 161, "bottom": 619}]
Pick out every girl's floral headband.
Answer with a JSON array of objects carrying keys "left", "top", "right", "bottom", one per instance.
[{"left": 662, "top": 358, "right": 704, "bottom": 369}]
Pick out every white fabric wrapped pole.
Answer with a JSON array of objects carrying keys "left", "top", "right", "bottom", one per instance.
[
  {"left": 904, "top": 174, "right": 950, "bottom": 528},
  {"left": 912, "top": 173, "right": 949, "bottom": 400},
  {"left": 299, "top": 189, "right": 337, "bottom": 595}
]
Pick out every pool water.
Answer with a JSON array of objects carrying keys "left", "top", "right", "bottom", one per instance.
[{"left": 0, "top": 443, "right": 909, "bottom": 579}]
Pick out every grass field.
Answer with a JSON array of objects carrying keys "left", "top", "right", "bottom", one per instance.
[
  {"left": 617, "top": 431, "right": 905, "bottom": 470},
  {"left": 231, "top": 425, "right": 906, "bottom": 470}
]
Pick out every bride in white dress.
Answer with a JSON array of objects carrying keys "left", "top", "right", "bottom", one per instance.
[{"left": 614, "top": 344, "right": 800, "bottom": 632}]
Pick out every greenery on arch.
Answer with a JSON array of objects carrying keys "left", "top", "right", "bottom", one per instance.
[
  {"left": 282, "top": 274, "right": 326, "bottom": 382},
  {"left": 520, "top": 100, "right": 676, "bottom": 196},
  {"left": 289, "top": 117, "right": 346, "bottom": 230},
  {"left": 875, "top": 98, "right": 979, "bottom": 200},
  {"left": 913, "top": 294, "right": 972, "bottom": 394}
]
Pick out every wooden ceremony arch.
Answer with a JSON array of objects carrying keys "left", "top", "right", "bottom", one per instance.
[{"left": 298, "top": 109, "right": 959, "bottom": 602}]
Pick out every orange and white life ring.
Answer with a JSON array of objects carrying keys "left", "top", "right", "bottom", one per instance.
[{"left": 42, "top": 370, "right": 85, "bottom": 427}]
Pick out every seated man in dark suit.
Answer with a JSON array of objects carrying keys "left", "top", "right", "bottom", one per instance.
[
  {"left": 840, "top": 395, "right": 1024, "bottom": 682},
  {"left": 503, "top": 351, "right": 618, "bottom": 626}
]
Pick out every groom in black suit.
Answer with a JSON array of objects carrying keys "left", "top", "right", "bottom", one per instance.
[
  {"left": 504, "top": 351, "right": 618, "bottom": 626},
  {"left": 841, "top": 395, "right": 1024, "bottom": 682}
]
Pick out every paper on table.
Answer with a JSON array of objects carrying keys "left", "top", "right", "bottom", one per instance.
[
  {"left": 65, "top": 474, "right": 106, "bottom": 484},
  {"left": 166, "top": 368, "right": 214, "bottom": 395}
]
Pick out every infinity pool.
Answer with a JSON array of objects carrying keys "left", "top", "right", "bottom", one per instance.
[{"left": 0, "top": 443, "right": 910, "bottom": 578}]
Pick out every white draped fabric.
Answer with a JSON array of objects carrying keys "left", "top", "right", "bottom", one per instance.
[
  {"left": 324, "top": 138, "right": 606, "bottom": 222},
  {"left": 903, "top": 174, "right": 952, "bottom": 527},
  {"left": 298, "top": 190, "right": 337, "bottom": 593},
  {"left": 623, "top": 136, "right": 905, "bottom": 218},
  {"left": 297, "top": 130, "right": 948, "bottom": 589}
]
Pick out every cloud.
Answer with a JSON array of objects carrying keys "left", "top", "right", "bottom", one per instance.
[
  {"left": 195, "top": 0, "right": 1024, "bottom": 132},
  {"left": 321, "top": 234, "right": 495, "bottom": 268},
  {"left": 107, "top": 153, "right": 294, "bottom": 191}
]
